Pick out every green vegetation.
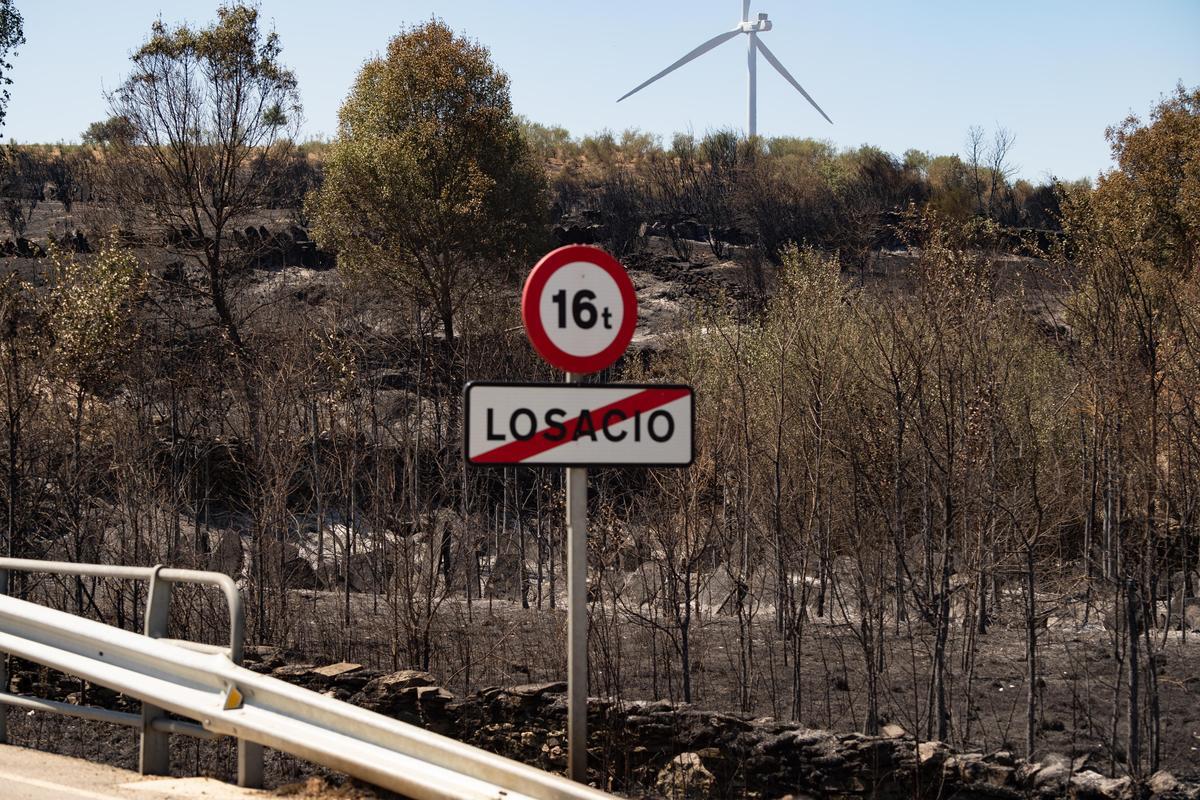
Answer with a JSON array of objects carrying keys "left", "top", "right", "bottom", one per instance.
[
  {"left": 46, "top": 238, "right": 144, "bottom": 393},
  {"left": 100, "top": 2, "right": 302, "bottom": 449},
  {"left": 0, "top": 0, "right": 23, "bottom": 134},
  {"left": 80, "top": 116, "right": 133, "bottom": 147},
  {"left": 308, "top": 18, "right": 546, "bottom": 347}
]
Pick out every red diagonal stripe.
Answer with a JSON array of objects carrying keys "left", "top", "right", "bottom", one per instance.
[{"left": 473, "top": 386, "right": 690, "bottom": 463}]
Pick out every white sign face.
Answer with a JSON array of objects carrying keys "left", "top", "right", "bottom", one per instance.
[
  {"left": 538, "top": 261, "right": 626, "bottom": 357},
  {"left": 464, "top": 382, "right": 694, "bottom": 466}
]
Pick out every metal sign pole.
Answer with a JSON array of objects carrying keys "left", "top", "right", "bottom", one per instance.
[{"left": 565, "top": 371, "right": 588, "bottom": 783}]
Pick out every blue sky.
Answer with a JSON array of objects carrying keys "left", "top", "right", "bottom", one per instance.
[{"left": 6, "top": 1, "right": 1198, "bottom": 181}]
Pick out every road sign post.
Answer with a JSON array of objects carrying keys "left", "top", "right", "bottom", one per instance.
[
  {"left": 465, "top": 245, "right": 693, "bottom": 785},
  {"left": 565, "top": 373, "right": 588, "bottom": 783},
  {"left": 528, "top": 245, "right": 639, "bottom": 785},
  {"left": 526, "top": 245, "right": 639, "bottom": 785}
]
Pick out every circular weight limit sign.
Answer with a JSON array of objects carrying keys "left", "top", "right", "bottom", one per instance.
[{"left": 522, "top": 245, "right": 637, "bottom": 374}]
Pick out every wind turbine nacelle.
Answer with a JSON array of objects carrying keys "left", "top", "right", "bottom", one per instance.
[{"left": 739, "top": 14, "right": 772, "bottom": 33}]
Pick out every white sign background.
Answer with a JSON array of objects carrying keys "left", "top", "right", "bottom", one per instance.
[{"left": 537, "top": 261, "right": 627, "bottom": 357}]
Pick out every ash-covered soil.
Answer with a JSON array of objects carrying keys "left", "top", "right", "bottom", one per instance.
[{"left": 3, "top": 202, "right": 1068, "bottom": 356}]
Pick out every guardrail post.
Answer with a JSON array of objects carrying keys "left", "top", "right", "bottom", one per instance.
[
  {"left": 140, "top": 565, "right": 171, "bottom": 776},
  {"left": 219, "top": 573, "right": 263, "bottom": 788},
  {"left": 0, "top": 566, "right": 7, "bottom": 744},
  {"left": 238, "top": 740, "right": 264, "bottom": 788}
]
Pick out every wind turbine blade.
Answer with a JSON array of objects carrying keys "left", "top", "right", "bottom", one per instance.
[
  {"left": 742, "top": 0, "right": 751, "bottom": 22},
  {"left": 754, "top": 38, "right": 833, "bottom": 124},
  {"left": 618, "top": 29, "right": 742, "bottom": 102}
]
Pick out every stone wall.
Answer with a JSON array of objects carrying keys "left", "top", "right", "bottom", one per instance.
[{"left": 248, "top": 651, "right": 1200, "bottom": 800}]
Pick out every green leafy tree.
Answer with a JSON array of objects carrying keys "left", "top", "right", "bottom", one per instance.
[
  {"left": 1057, "top": 88, "right": 1200, "bottom": 772},
  {"left": 80, "top": 116, "right": 134, "bottom": 146},
  {"left": 0, "top": 0, "right": 23, "bottom": 134},
  {"left": 925, "top": 155, "right": 974, "bottom": 221},
  {"left": 45, "top": 239, "right": 145, "bottom": 591},
  {"left": 103, "top": 3, "right": 301, "bottom": 364},
  {"left": 102, "top": 3, "right": 301, "bottom": 448},
  {"left": 47, "top": 239, "right": 144, "bottom": 396},
  {"left": 308, "top": 18, "right": 546, "bottom": 347},
  {"left": 519, "top": 117, "right": 576, "bottom": 161},
  {"left": 1098, "top": 84, "right": 1200, "bottom": 274}
]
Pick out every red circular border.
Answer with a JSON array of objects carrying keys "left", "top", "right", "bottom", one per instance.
[{"left": 521, "top": 245, "right": 638, "bottom": 374}]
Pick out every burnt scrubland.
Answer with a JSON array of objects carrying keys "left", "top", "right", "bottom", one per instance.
[{"left": 0, "top": 4, "right": 1199, "bottom": 798}]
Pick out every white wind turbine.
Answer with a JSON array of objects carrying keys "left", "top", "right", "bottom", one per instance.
[{"left": 617, "top": 0, "right": 832, "bottom": 137}]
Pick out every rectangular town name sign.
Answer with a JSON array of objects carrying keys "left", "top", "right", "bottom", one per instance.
[{"left": 464, "top": 382, "right": 694, "bottom": 467}]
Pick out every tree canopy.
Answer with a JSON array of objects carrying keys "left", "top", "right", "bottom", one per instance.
[
  {"left": 308, "top": 18, "right": 546, "bottom": 343},
  {"left": 80, "top": 116, "right": 134, "bottom": 147},
  {"left": 103, "top": 3, "right": 301, "bottom": 355},
  {"left": 1096, "top": 84, "right": 1200, "bottom": 274},
  {"left": 99, "top": 2, "right": 303, "bottom": 456}
]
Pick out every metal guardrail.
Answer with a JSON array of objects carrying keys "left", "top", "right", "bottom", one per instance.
[
  {"left": 0, "top": 559, "right": 615, "bottom": 800},
  {"left": 0, "top": 557, "right": 263, "bottom": 786}
]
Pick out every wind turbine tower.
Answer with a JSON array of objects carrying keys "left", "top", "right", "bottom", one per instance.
[{"left": 618, "top": 1, "right": 832, "bottom": 137}]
